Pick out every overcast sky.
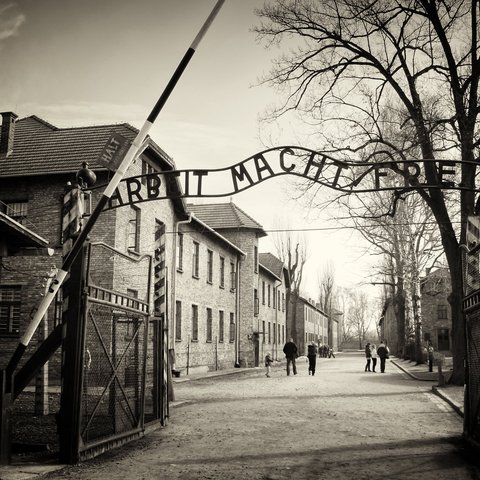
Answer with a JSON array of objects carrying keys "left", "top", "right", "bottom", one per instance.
[{"left": 0, "top": 0, "right": 379, "bottom": 300}]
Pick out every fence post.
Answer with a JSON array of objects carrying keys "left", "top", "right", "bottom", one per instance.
[
  {"left": 58, "top": 243, "right": 88, "bottom": 464},
  {"left": 0, "top": 370, "right": 12, "bottom": 464}
]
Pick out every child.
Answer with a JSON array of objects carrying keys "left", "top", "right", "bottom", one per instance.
[{"left": 265, "top": 352, "right": 273, "bottom": 377}]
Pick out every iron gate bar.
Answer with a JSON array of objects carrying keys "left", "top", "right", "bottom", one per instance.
[{"left": 81, "top": 306, "right": 143, "bottom": 436}]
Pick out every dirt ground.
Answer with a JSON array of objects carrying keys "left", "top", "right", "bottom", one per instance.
[{"left": 32, "top": 352, "right": 480, "bottom": 479}]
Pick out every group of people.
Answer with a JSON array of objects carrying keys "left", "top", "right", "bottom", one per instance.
[
  {"left": 265, "top": 338, "right": 334, "bottom": 377},
  {"left": 318, "top": 344, "right": 335, "bottom": 358},
  {"left": 364, "top": 341, "right": 390, "bottom": 373}
]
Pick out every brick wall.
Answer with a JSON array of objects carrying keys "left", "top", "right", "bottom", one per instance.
[{"left": 175, "top": 222, "right": 240, "bottom": 371}]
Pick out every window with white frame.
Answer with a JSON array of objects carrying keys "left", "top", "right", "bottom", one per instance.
[
  {"left": 229, "top": 313, "right": 235, "bottom": 342},
  {"left": 207, "top": 249, "right": 213, "bottom": 284},
  {"left": 219, "top": 256, "right": 225, "bottom": 288},
  {"left": 206, "top": 307, "right": 212, "bottom": 342},
  {"left": 175, "top": 301, "right": 182, "bottom": 341},
  {"left": 219, "top": 310, "right": 224, "bottom": 343},
  {"left": 127, "top": 206, "right": 140, "bottom": 252},
  {"left": 176, "top": 233, "right": 184, "bottom": 272},
  {"left": 192, "top": 304, "right": 198, "bottom": 341},
  {"left": 192, "top": 241, "right": 200, "bottom": 278}
]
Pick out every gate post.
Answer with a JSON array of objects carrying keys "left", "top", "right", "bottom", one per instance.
[
  {"left": 0, "top": 370, "right": 13, "bottom": 464},
  {"left": 58, "top": 243, "right": 88, "bottom": 464}
]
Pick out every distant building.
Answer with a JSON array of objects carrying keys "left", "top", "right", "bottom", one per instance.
[
  {"left": 291, "top": 296, "right": 328, "bottom": 354},
  {"left": 421, "top": 267, "right": 451, "bottom": 353},
  {"left": 379, "top": 267, "right": 452, "bottom": 356}
]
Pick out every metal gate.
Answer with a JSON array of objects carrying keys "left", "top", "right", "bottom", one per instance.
[
  {"left": 464, "top": 292, "right": 480, "bottom": 445},
  {"left": 59, "top": 241, "right": 169, "bottom": 463}
]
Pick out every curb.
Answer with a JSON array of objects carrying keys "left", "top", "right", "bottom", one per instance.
[
  {"left": 390, "top": 359, "right": 437, "bottom": 382},
  {"left": 432, "top": 386, "right": 464, "bottom": 418}
]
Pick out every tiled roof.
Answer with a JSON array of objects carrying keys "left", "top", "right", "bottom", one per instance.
[
  {"left": 0, "top": 115, "right": 173, "bottom": 178},
  {"left": 187, "top": 202, "right": 266, "bottom": 236},
  {"left": 259, "top": 252, "right": 283, "bottom": 279}
]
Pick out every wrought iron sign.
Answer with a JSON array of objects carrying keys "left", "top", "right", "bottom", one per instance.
[{"left": 94, "top": 146, "right": 476, "bottom": 211}]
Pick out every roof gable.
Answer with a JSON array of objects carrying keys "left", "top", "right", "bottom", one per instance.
[{"left": 188, "top": 202, "right": 266, "bottom": 236}]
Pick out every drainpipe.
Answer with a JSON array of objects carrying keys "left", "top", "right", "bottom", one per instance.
[
  {"left": 274, "top": 279, "right": 282, "bottom": 361},
  {"left": 171, "top": 213, "right": 192, "bottom": 370}
]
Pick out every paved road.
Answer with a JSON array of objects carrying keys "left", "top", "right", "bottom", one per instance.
[{"left": 43, "top": 351, "right": 479, "bottom": 480}]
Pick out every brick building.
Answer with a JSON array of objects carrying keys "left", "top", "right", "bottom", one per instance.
[
  {"left": 292, "top": 296, "right": 329, "bottom": 355},
  {"left": 258, "top": 252, "right": 289, "bottom": 362},
  {"left": 187, "top": 203, "right": 289, "bottom": 368},
  {"left": 421, "top": 267, "right": 452, "bottom": 353},
  {"left": 379, "top": 267, "right": 452, "bottom": 356},
  {"left": 0, "top": 112, "right": 188, "bottom": 382},
  {"left": 0, "top": 112, "right": 291, "bottom": 377}
]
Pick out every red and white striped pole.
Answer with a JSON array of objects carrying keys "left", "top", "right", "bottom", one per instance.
[{"left": 6, "top": 0, "right": 226, "bottom": 377}]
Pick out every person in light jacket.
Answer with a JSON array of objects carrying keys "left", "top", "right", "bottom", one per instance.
[{"left": 370, "top": 344, "right": 378, "bottom": 372}]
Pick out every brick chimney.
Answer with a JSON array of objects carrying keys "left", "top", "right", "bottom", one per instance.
[{"left": 0, "top": 112, "right": 18, "bottom": 156}]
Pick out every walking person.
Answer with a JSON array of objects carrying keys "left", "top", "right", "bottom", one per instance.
[
  {"left": 265, "top": 352, "right": 273, "bottom": 377},
  {"left": 283, "top": 337, "right": 298, "bottom": 376},
  {"left": 365, "top": 342, "right": 372, "bottom": 371},
  {"left": 307, "top": 341, "right": 317, "bottom": 375},
  {"left": 370, "top": 344, "right": 377, "bottom": 372},
  {"left": 377, "top": 341, "right": 389, "bottom": 373}
]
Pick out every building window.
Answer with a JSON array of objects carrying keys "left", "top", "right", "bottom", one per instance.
[
  {"left": 127, "top": 206, "right": 140, "bottom": 252},
  {"left": 0, "top": 286, "right": 21, "bottom": 336},
  {"left": 192, "top": 241, "right": 200, "bottom": 278},
  {"left": 278, "top": 324, "right": 281, "bottom": 344},
  {"left": 219, "top": 311, "right": 224, "bottom": 343},
  {"left": 268, "top": 322, "right": 271, "bottom": 343},
  {"left": 268, "top": 284, "right": 271, "bottom": 307},
  {"left": 437, "top": 328, "right": 450, "bottom": 351},
  {"left": 254, "top": 246, "right": 258, "bottom": 273},
  {"left": 219, "top": 256, "right": 225, "bottom": 288},
  {"left": 3, "top": 201, "right": 28, "bottom": 225},
  {"left": 207, "top": 250, "right": 213, "bottom": 284},
  {"left": 206, "top": 308, "right": 212, "bottom": 342},
  {"left": 229, "top": 313, "right": 235, "bottom": 342},
  {"left": 176, "top": 233, "right": 184, "bottom": 272},
  {"left": 262, "top": 281, "right": 265, "bottom": 304},
  {"left": 192, "top": 305, "right": 198, "bottom": 341},
  {"left": 230, "top": 261, "right": 236, "bottom": 291},
  {"left": 273, "top": 287, "right": 276, "bottom": 309},
  {"left": 282, "top": 293, "right": 285, "bottom": 312},
  {"left": 262, "top": 321, "right": 266, "bottom": 343},
  {"left": 437, "top": 304, "right": 448, "bottom": 320},
  {"left": 278, "top": 291, "right": 281, "bottom": 310},
  {"left": 141, "top": 160, "right": 155, "bottom": 184},
  {"left": 254, "top": 289, "right": 259, "bottom": 316},
  {"left": 175, "top": 301, "right": 182, "bottom": 341}
]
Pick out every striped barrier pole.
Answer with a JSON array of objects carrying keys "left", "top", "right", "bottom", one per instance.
[{"left": 6, "top": 0, "right": 226, "bottom": 377}]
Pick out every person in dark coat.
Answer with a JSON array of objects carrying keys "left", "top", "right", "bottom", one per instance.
[
  {"left": 283, "top": 337, "right": 298, "bottom": 376},
  {"left": 365, "top": 342, "right": 372, "bottom": 372},
  {"left": 307, "top": 342, "right": 317, "bottom": 375},
  {"left": 376, "top": 341, "right": 389, "bottom": 373}
]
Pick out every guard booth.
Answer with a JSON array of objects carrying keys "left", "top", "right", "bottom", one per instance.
[
  {"left": 57, "top": 240, "right": 169, "bottom": 463},
  {"left": 463, "top": 216, "right": 480, "bottom": 447}
]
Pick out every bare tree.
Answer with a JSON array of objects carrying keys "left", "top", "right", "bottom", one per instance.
[
  {"left": 347, "top": 291, "right": 373, "bottom": 349},
  {"left": 255, "top": 0, "right": 480, "bottom": 383},
  {"left": 274, "top": 230, "right": 308, "bottom": 343},
  {"left": 318, "top": 261, "right": 336, "bottom": 346}
]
